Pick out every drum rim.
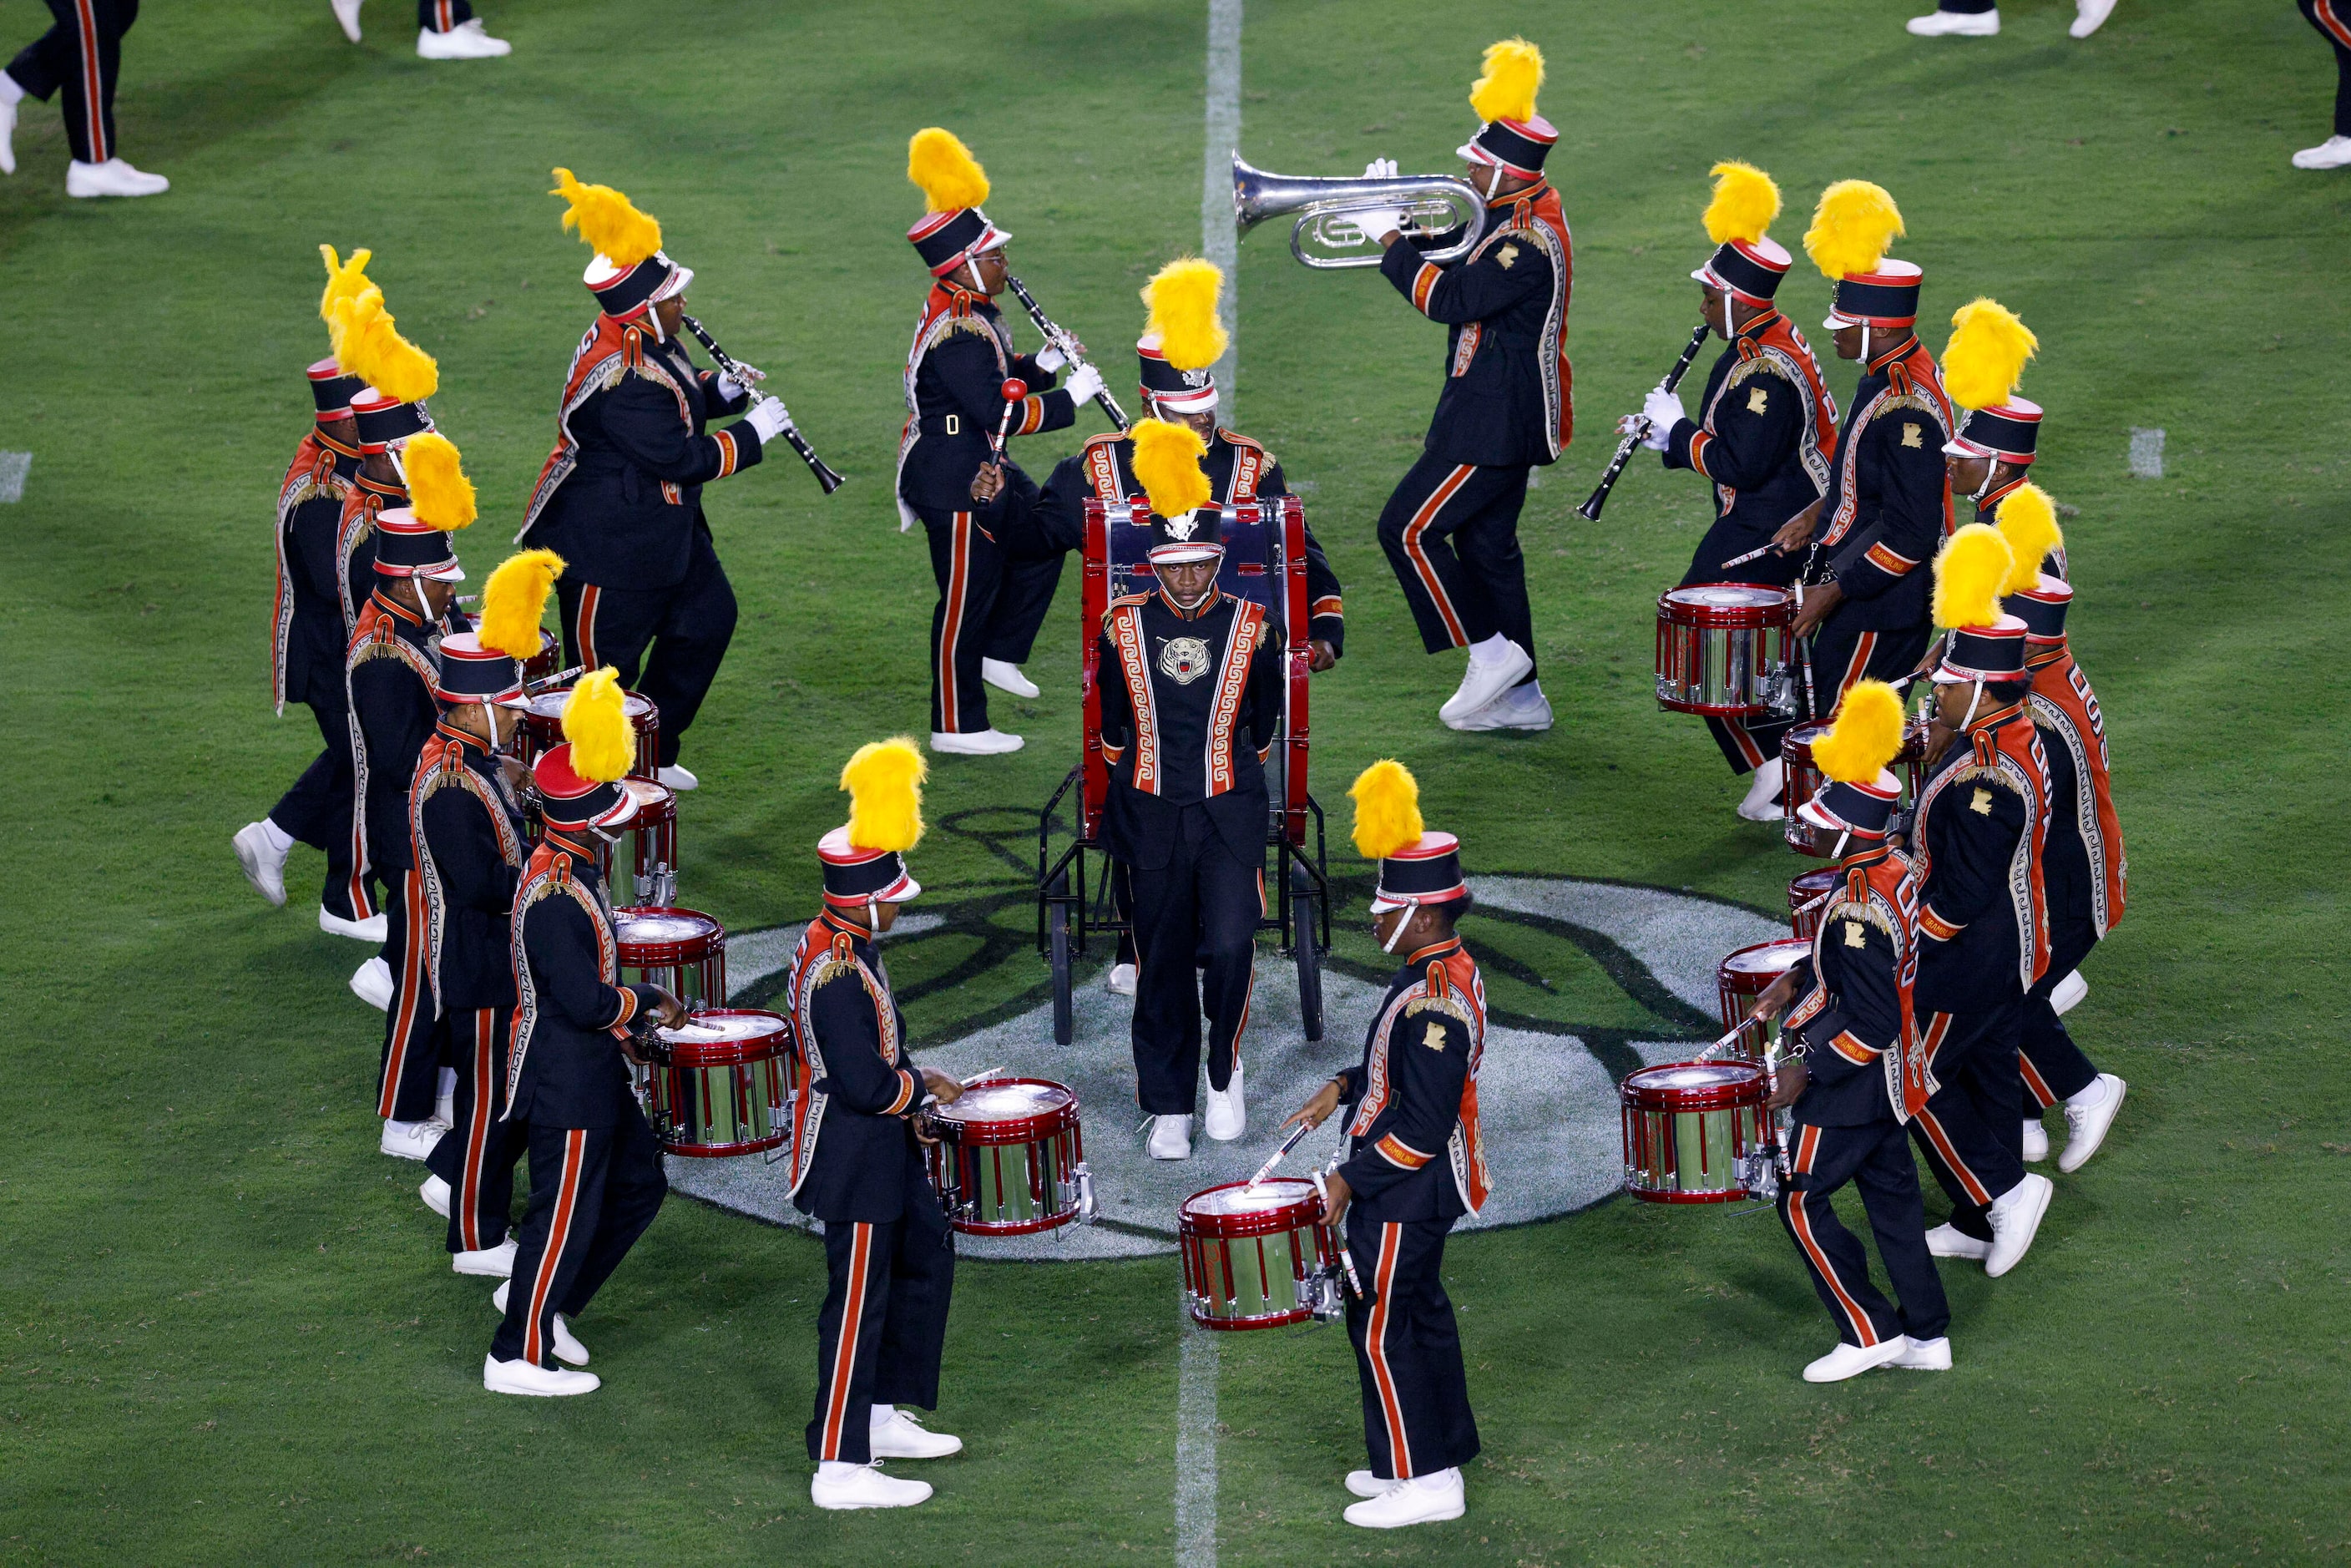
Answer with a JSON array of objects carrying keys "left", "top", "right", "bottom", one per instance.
[
  {"left": 1656, "top": 580, "right": 1794, "bottom": 628},
  {"left": 1619, "top": 1057, "right": 1768, "bottom": 1110},
  {"left": 525, "top": 688, "right": 659, "bottom": 721},
  {"left": 649, "top": 1005, "right": 789, "bottom": 1065},
  {"left": 658, "top": 1129, "right": 788, "bottom": 1157},
  {"left": 614, "top": 903, "right": 727, "bottom": 964},
  {"left": 1178, "top": 1176, "right": 1327, "bottom": 1237},
  {"left": 1716, "top": 937, "right": 1813, "bottom": 987},
  {"left": 927, "top": 1075, "right": 1080, "bottom": 1145}
]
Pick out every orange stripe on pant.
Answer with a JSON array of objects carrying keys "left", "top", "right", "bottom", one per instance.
[
  {"left": 377, "top": 870, "right": 430, "bottom": 1118},
  {"left": 2019, "top": 1053, "right": 2058, "bottom": 1112},
  {"left": 2318, "top": 0, "right": 2351, "bottom": 49},
  {"left": 1914, "top": 1105, "right": 1995, "bottom": 1206},
  {"left": 458, "top": 1010, "right": 497, "bottom": 1251},
  {"left": 820, "top": 1223, "right": 873, "bottom": 1460},
  {"left": 524, "top": 1130, "right": 586, "bottom": 1367},
  {"left": 1787, "top": 1189, "right": 1880, "bottom": 1348},
  {"left": 1833, "top": 631, "right": 1879, "bottom": 711},
  {"left": 1400, "top": 465, "right": 1474, "bottom": 648},
  {"left": 74, "top": 0, "right": 106, "bottom": 164},
  {"left": 1720, "top": 716, "right": 1767, "bottom": 770},
  {"left": 1367, "top": 1224, "right": 1415, "bottom": 1479},
  {"left": 574, "top": 584, "right": 601, "bottom": 671},
  {"left": 937, "top": 513, "right": 971, "bottom": 732}
]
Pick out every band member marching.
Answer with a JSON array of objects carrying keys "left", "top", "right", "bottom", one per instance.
[
  {"left": 1095, "top": 427, "right": 1283, "bottom": 1159},
  {"left": 519, "top": 169, "right": 793, "bottom": 793},
  {"left": 1939, "top": 297, "right": 2045, "bottom": 534},
  {"left": 1285, "top": 761, "right": 1486, "bottom": 1530},
  {"left": 1907, "top": 526, "right": 2057, "bottom": 1276},
  {"left": 484, "top": 672, "right": 684, "bottom": 1397},
  {"left": 897, "top": 128, "right": 1104, "bottom": 756},
  {"left": 413, "top": 549, "right": 564, "bottom": 1279},
  {"left": 1361, "top": 38, "right": 1571, "bottom": 733},
  {"left": 1631, "top": 163, "right": 1839, "bottom": 819},
  {"left": 1752, "top": 682, "right": 1952, "bottom": 1381},
  {"left": 783, "top": 741, "right": 967, "bottom": 1510}
]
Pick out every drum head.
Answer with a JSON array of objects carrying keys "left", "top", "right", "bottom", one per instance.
[
  {"left": 620, "top": 777, "right": 675, "bottom": 815},
  {"left": 1784, "top": 723, "right": 1828, "bottom": 758},
  {"left": 615, "top": 908, "right": 721, "bottom": 945},
  {"left": 1626, "top": 1061, "right": 1762, "bottom": 1095},
  {"left": 655, "top": 1007, "right": 787, "bottom": 1065},
  {"left": 1722, "top": 938, "right": 1811, "bottom": 979},
  {"left": 936, "top": 1079, "right": 1075, "bottom": 1125},
  {"left": 1661, "top": 584, "right": 1790, "bottom": 613},
  {"left": 1181, "top": 1177, "right": 1317, "bottom": 1219},
  {"left": 526, "top": 688, "right": 655, "bottom": 721}
]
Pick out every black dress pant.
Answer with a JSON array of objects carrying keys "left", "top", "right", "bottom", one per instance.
[
  {"left": 426, "top": 1007, "right": 525, "bottom": 1253},
  {"left": 2021, "top": 924, "right": 2101, "bottom": 1113},
  {"left": 490, "top": 1110, "right": 668, "bottom": 1368},
  {"left": 806, "top": 1161, "right": 955, "bottom": 1464},
  {"left": 377, "top": 867, "right": 446, "bottom": 1122},
  {"left": 6, "top": 0, "right": 137, "bottom": 164},
  {"left": 557, "top": 526, "right": 737, "bottom": 769},
  {"left": 1345, "top": 1215, "right": 1479, "bottom": 1481},
  {"left": 913, "top": 498, "right": 1068, "bottom": 736},
  {"left": 1781, "top": 1118, "right": 1950, "bottom": 1348},
  {"left": 269, "top": 690, "right": 379, "bottom": 923},
  {"left": 1910, "top": 999, "right": 2028, "bottom": 1242},
  {"left": 1376, "top": 453, "right": 1537, "bottom": 677},
  {"left": 1681, "top": 524, "right": 1804, "bottom": 775},
  {"left": 1127, "top": 805, "right": 1261, "bottom": 1115},
  {"left": 2308, "top": 0, "right": 2351, "bottom": 135},
  {"left": 417, "top": 0, "right": 476, "bottom": 29}
]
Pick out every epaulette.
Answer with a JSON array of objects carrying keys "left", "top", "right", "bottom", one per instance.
[
  {"left": 1879, "top": 390, "right": 1948, "bottom": 424},
  {"left": 1726, "top": 354, "right": 1788, "bottom": 387},
  {"left": 944, "top": 286, "right": 977, "bottom": 320},
  {"left": 1082, "top": 429, "right": 1130, "bottom": 453},
  {"left": 810, "top": 929, "right": 862, "bottom": 987},
  {"left": 621, "top": 325, "right": 645, "bottom": 371},
  {"left": 1218, "top": 428, "right": 1264, "bottom": 454},
  {"left": 1107, "top": 589, "right": 1152, "bottom": 609},
  {"left": 939, "top": 316, "right": 994, "bottom": 341},
  {"left": 1403, "top": 959, "right": 1470, "bottom": 1024}
]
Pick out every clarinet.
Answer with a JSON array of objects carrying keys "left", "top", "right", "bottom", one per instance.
[
  {"left": 676, "top": 314, "right": 847, "bottom": 494},
  {"left": 1002, "top": 274, "right": 1132, "bottom": 432},
  {"left": 1575, "top": 324, "right": 1712, "bottom": 523}
]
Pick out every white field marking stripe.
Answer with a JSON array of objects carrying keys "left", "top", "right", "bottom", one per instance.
[
  {"left": 1175, "top": 1287, "right": 1219, "bottom": 1568},
  {"left": 1201, "top": 0, "right": 1242, "bottom": 422}
]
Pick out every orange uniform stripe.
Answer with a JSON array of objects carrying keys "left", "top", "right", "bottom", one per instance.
[
  {"left": 1915, "top": 1105, "right": 1994, "bottom": 1205},
  {"left": 1789, "top": 1188, "right": 1880, "bottom": 1347},
  {"left": 821, "top": 1223, "right": 873, "bottom": 1459},
  {"left": 524, "top": 1129, "right": 586, "bottom": 1365},
  {"left": 937, "top": 513, "right": 970, "bottom": 731},
  {"left": 1376, "top": 1134, "right": 1434, "bottom": 1170},
  {"left": 458, "top": 1011, "right": 497, "bottom": 1251},
  {"left": 1367, "top": 1224, "right": 1414, "bottom": 1478},
  {"left": 377, "top": 871, "right": 431, "bottom": 1118},
  {"left": 1401, "top": 464, "right": 1474, "bottom": 647},
  {"left": 1412, "top": 262, "right": 1441, "bottom": 315}
]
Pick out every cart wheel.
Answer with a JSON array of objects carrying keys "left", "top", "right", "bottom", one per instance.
[
  {"left": 1292, "top": 862, "right": 1323, "bottom": 1043},
  {"left": 1048, "top": 879, "right": 1074, "bottom": 1047}
]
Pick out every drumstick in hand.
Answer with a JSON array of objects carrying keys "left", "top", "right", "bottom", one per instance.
[
  {"left": 1244, "top": 1122, "right": 1312, "bottom": 1192},
  {"left": 959, "top": 1065, "right": 1004, "bottom": 1087}
]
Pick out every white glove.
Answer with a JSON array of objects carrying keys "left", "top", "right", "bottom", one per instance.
[
  {"left": 1641, "top": 420, "right": 1673, "bottom": 453},
  {"left": 714, "top": 371, "right": 745, "bottom": 402},
  {"left": 1363, "top": 158, "right": 1398, "bottom": 180},
  {"left": 1033, "top": 344, "right": 1068, "bottom": 374},
  {"left": 1642, "top": 387, "right": 1686, "bottom": 438},
  {"left": 745, "top": 397, "right": 792, "bottom": 443},
  {"left": 1344, "top": 205, "right": 1402, "bottom": 243},
  {"left": 1062, "top": 362, "right": 1105, "bottom": 404}
]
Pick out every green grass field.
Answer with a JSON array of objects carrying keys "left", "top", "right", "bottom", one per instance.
[{"left": 4, "top": 0, "right": 2348, "bottom": 1560}]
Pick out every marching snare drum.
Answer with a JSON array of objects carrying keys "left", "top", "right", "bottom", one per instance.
[
  {"left": 1655, "top": 584, "right": 1793, "bottom": 716},
  {"left": 614, "top": 905, "right": 726, "bottom": 1009},
  {"left": 1717, "top": 935, "right": 1812, "bottom": 1035},
  {"left": 523, "top": 628, "right": 561, "bottom": 685},
  {"left": 598, "top": 777, "right": 679, "bottom": 905},
  {"left": 1177, "top": 1178, "right": 1342, "bottom": 1331},
  {"left": 1788, "top": 867, "right": 1838, "bottom": 940},
  {"left": 519, "top": 685, "right": 662, "bottom": 781},
  {"left": 644, "top": 1008, "right": 790, "bottom": 1158},
  {"left": 924, "top": 1077, "right": 1095, "bottom": 1237},
  {"left": 1620, "top": 1060, "right": 1772, "bottom": 1203}
]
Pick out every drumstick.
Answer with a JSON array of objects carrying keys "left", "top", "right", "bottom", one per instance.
[
  {"left": 1312, "top": 1167, "right": 1365, "bottom": 1297},
  {"left": 1243, "top": 1121, "right": 1312, "bottom": 1192},
  {"left": 959, "top": 1066, "right": 1004, "bottom": 1087},
  {"left": 1718, "top": 542, "right": 1782, "bottom": 571}
]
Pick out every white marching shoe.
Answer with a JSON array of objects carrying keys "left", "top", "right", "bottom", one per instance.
[
  {"left": 233, "top": 822, "right": 290, "bottom": 906},
  {"left": 869, "top": 1406, "right": 963, "bottom": 1459},
  {"left": 1204, "top": 1061, "right": 1246, "bottom": 1142},
  {"left": 1438, "top": 636, "right": 1534, "bottom": 725},
  {"left": 1343, "top": 1468, "right": 1464, "bottom": 1529},
  {"left": 1802, "top": 1338, "right": 1910, "bottom": 1383},
  {"left": 2070, "top": 0, "right": 2117, "bottom": 35},
  {"left": 2050, "top": 969, "right": 2089, "bottom": 1015},
  {"left": 655, "top": 764, "right": 698, "bottom": 792},
  {"left": 421, "top": 1174, "right": 452, "bottom": 1218},
  {"left": 483, "top": 1353, "right": 598, "bottom": 1396},
  {"left": 2294, "top": 134, "right": 2351, "bottom": 170},
  {"left": 331, "top": 0, "right": 364, "bottom": 40},
  {"left": 1346, "top": 1470, "right": 1399, "bottom": 1499},
  {"left": 1737, "top": 757, "right": 1787, "bottom": 822},
  {"left": 66, "top": 158, "right": 169, "bottom": 198},
  {"left": 1894, "top": 1335, "right": 1953, "bottom": 1371},
  {"left": 322, "top": 906, "right": 388, "bottom": 943},
  {"left": 1906, "top": 7, "right": 1999, "bottom": 34},
  {"left": 351, "top": 957, "right": 395, "bottom": 1010},
  {"left": 930, "top": 728, "right": 1024, "bottom": 756},
  {"left": 416, "top": 18, "right": 510, "bottom": 57},
  {"left": 1104, "top": 962, "right": 1137, "bottom": 997},
  {"left": 1447, "top": 680, "right": 1552, "bottom": 732},
  {"left": 812, "top": 1461, "right": 932, "bottom": 1510},
  {"left": 1925, "top": 1223, "right": 1990, "bottom": 1261},
  {"left": 454, "top": 1238, "right": 518, "bottom": 1280},
  {"left": 1985, "top": 1173, "right": 2054, "bottom": 1277},
  {"left": 0, "top": 94, "right": 17, "bottom": 176},
  {"left": 1147, "top": 1115, "right": 1194, "bottom": 1161},
  {"left": 381, "top": 1118, "right": 446, "bottom": 1161},
  {"left": 490, "top": 1281, "right": 587, "bottom": 1364},
  {"left": 2021, "top": 1117, "right": 2050, "bottom": 1163},
  {"left": 2059, "top": 1073, "right": 2126, "bottom": 1173},
  {"left": 980, "top": 658, "right": 1039, "bottom": 699}
]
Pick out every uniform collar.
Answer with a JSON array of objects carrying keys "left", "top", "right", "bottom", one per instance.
[
  {"left": 1405, "top": 936, "right": 1463, "bottom": 964},
  {"left": 817, "top": 908, "right": 874, "bottom": 948},
  {"left": 356, "top": 473, "right": 407, "bottom": 500},
  {"left": 1486, "top": 176, "right": 1550, "bottom": 210},
  {"left": 1838, "top": 843, "right": 1893, "bottom": 873},
  {"left": 2025, "top": 640, "right": 2069, "bottom": 669},
  {"left": 1737, "top": 308, "right": 1784, "bottom": 345},
  {"left": 1157, "top": 586, "right": 1221, "bottom": 620},
  {"left": 315, "top": 429, "right": 363, "bottom": 461},
  {"left": 1865, "top": 333, "right": 1920, "bottom": 375},
  {"left": 370, "top": 587, "right": 426, "bottom": 628},
  {"left": 432, "top": 718, "right": 493, "bottom": 756},
  {"left": 1963, "top": 698, "right": 2026, "bottom": 735},
  {"left": 543, "top": 827, "right": 598, "bottom": 866}
]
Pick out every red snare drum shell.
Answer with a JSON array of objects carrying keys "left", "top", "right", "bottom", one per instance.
[
  {"left": 1656, "top": 583, "right": 1793, "bottom": 629},
  {"left": 1718, "top": 938, "right": 1812, "bottom": 995},
  {"left": 1789, "top": 869, "right": 1838, "bottom": 938},
  {"left": 1620, "top": 1060, "right": 1768, "bottom": 1113},
  {"left": 929, "top": 1078, "right": 1079, "bottom": 1146},
  {"left": 653, "top": 1008, "right": 787, "bottom": 1068},
  {"left": 613, "top": 906, "right": 726, "bottom": 965},
  {"left": 1178, "top": 1178, "right": 1325, "bottom": 1240}
]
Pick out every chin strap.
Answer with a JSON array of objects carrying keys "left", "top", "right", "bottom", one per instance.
[
  {"left": 1380, "top": 903, "right": 1415, "bottom": 953},
  {"left": 1959, "top": 677, "right": 1986, "bottom": 730}
]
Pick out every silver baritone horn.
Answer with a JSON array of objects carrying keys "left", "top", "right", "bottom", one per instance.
[{"left": 1232, "top": 153, "right": 1485, "bottom": 271}]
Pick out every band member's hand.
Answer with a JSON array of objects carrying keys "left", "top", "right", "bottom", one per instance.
[
  {"left": 1307, "top": 640, "right": 1337, "bottom": 673},
  {"left": 1320, "top": 1171, "right": 1352, "bottom": 1225},
  {"left": 500, "top": 756, "right": 531, "bottom": 792},
  {"left": 746, "top": 396, "right": 792, "bottom": 443},
  {"left": 1755, "top": 969, "right": 1798, "bottom": 1022},
  {"left": 969, "top": 463, "right": 1006, "bottom": 503},
  {"left": 1791, "top": 581, "right": 1843, "bottom": 639},
  {"left": 920, "top": 1067, "right": 964, "bottom": 1106},
  {"left": 650, "top": 987, "right": 689, "bottom": 1030},
  {"left": 1641, "top": 387, "right": 1686, "bottom": 446},
  {"left": 1286, "top": 1080, "right": 1342, "bottom": 1132},
  {"left": 1034, "top": 344, "right": 1068, "bottom": 374},
  {"left": 715, "top": 371, "right": 745, "bottom": 402},
  {"left": 1772, "top": 499, "right": 1824, "bottom": 554},
  {"left": 1767, "top": 1056, "right": 1809, "bottom": 1111},
  {"left": 1063, "top": 363, "right": 1106, "bottom": 404}
]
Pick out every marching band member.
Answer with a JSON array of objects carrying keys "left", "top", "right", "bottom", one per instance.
[
  {"left": 1995, "top": 490, "right": 2128, "bottom": 1171},
  {"left": 1906, "top": 526, "right": 2057, "bottom": 1276},
  {"left": 414, "top": 550, "right": 562, "bottom": 1279},
  {"left": 782, "top": 741, "right": 966, "bottom": 1510},
  {"left": 1094, "top": 427, "right": 1283, "bottom": 1158},
  {"left": 327, "top": 0, "right": 513, "bottom": 58},
  {"left": 1776, "top": 183, "right": 1954, "bottom": 722},
  {"left": 485, "top": 673, "right": 683, "bottom": 1398},
  {"left": 1361, "top": 38, "right": 1571, "bottom": 733},
  {"left": 1939, "top": 298, "right": 2047, "bottom": 534},
  {"left": 1631, "top": 163, "right": 1838, "bottom": 818},
  {"left": 1753, "top": 682, "right": 1951, "bottom": 1381},
  {"left": 1285, "top": 761, "right": 1486, "bottom": 1530},
  {"left": 518, "top": 169, "right": 791, "bottom": 793},
  {"left": 235, "top": 249, "right": 385, "bottom": 946},
  {"left": 0, "top": 0, "right": 168, "bottom": 196},
  {"left": 897, "top": 128, "right": 1103, "bottom": 756}
]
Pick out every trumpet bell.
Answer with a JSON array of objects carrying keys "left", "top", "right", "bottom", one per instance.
[{"left": 1231, "top": 153, "right": 1486, "bottom": 271}]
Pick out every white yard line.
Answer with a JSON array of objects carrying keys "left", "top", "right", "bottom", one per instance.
[{"left": 1175, "top": 1289, "right": 1221, "bottom": 1567}]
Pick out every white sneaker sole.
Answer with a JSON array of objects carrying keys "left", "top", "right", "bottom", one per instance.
[{"left": 1438, "top": 645, "right": 1534, "bottom": 723}]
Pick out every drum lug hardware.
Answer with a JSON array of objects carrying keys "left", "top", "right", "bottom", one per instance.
[{"left": 1073, "top": 1162, "right": 1098, "bottom": 1225}]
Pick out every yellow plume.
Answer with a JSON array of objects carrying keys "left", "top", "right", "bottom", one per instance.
[
  {"left": 1995, "top": 484, "right": 2064, "bottom": 596},
  {"left": 1349, "top": 760, "right": 1425, "bottom": 861},
  {"left": 1803, "top": 180, "right": 1904, "bottom": 281},
  {"left": 1942, "top": 298, "right": 2039, "bottom": 411},
  {"left": 1469, "top": 37, "right": 1544, "bottom": 124},
  {"left": 318, "top": 245, "right": 374, "bottom": 330},
  {"left": 1702, "top": 161, "right": 1780, "bottom": 245},
  {"left": 908, "top": 128, "right": 990, "bottom": 212},
  {"left": 1141, "top": 257, "right": 1229, "bottom": 374},
  {"left": 1933, "top": 524, "right": 2015, "bottom": 630},
  {"left": 549, "top": 168, "right": 663, "bottom": 268},
  {"left": 561, "top": 668, "right": 632, "bottom": 784},
  {"left": 841, "top": 739, "right": 927, "bottom": 855},
  {"left": 1130, "top": 418, "right": 1212, "bottom": 518},
  {"left": 1814, "top": 680, "right": 1906, "bottom": 785},
  {"left": 479, "top": 549, "right": 564, "bottom": 660},
  {"left": 330, "top": 287, "right": 438, "bottom": 404},
  {"left": 401, "top": 432, "right": 475, "bottom": 532}
]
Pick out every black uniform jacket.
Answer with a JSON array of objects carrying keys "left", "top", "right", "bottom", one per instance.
[
  {"left": 1038, "top": 429, "right": 1347, "bottom": 655},
  {"left": 522, "top": 319, "right": 764, "bottom": 591},
  {"left": 1813, "top": 336, "right": 1955, "bottom": 632},
  {"left": 1333, "top": 938, "right": 1489, "bottom": 1222},
  {"left": 506, "top": 839, "right": 660, "bottom": 1130},
  {"left": 1662, "top": 310, "right": 1838, "bottom": 561},
  {"left": 346, "top": 590, "right": 463, "bottom": 873},
  {"left": 274, "top": 430, "right": 361, "bottom": 712},
  {"left": 786, "top": 912, "right": 929, "bottom": 1224},
  {"left": 896, "top": 286, "right": 1073, "bottom": 513},
  {"left": 1782, "top": 845, "right": 1923, "bottom": 1126},
  {"left": 411, "top": 724, "right": 531, "bottom": 1014},
  {"left": 1377, "top": 180, "right": 1573, "bottom": 469},
  {"left": 1095, "top": 587, "right": 1282, "bottom": 871},
  {"left": 1913, "top": 704, "right": 2052, "bottom": 1014},
  {"left": 337, "top": 473, "right": 400, "bottom": 631}
]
